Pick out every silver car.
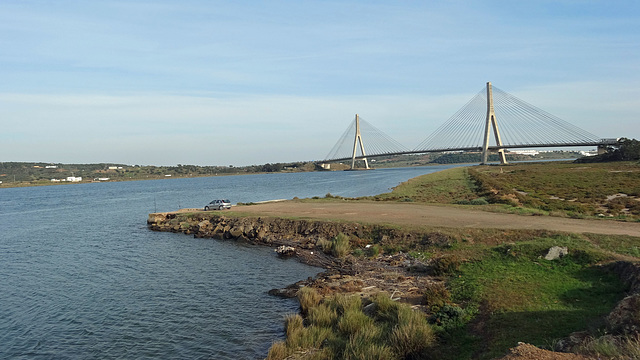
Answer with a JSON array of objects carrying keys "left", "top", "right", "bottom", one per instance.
[{"left": 204, "top": 199, "right": 231, "bottom": 210}]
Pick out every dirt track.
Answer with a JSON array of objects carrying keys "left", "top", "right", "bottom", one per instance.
[{"left": 227, "top": 201, "right": 640, "bottom": 237}]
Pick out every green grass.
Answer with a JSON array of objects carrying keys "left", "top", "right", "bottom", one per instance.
[
  {"left": 444, "top": 236, "right": 627, "bottom": 359},
  {"left": 367, "top": 167, "right": 478, "bottom": 204},
  {"left": 582, "top": 233, "right": 640, "bottom": 258}
]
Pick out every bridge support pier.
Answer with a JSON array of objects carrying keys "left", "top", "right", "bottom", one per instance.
[
  {"left": 481, "top": 82, "right": 508, "bottom": 165},
  {"left": 350, "top": 114, "right": 370, "bottom": 170}
]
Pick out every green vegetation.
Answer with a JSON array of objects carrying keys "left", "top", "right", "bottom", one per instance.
[
  {"left": 469, "top": 161, "right": 640, "bottom": 218},
  {"left": 318, "top": 233, "right": 352, "bottom": 258},
  {"left": 576, "top": 138, "right": 640, "bottom": 163},
  {"left": 0, "top": 161, "right": 319, "bottom": 187},
  {"left": 266, "top": 160, "right": 640, "bottom": 359},
  {"left": 367, "top": 167, "right": 478, "bottom": 203},
  {"left": 444, "top": 236, "right": 625, "bottom": 359},
  {"left": 270, "top": 233, "right": 630, "bottom": 359},
  {"left": 363, "top": 160, "right": 640, "bottom": 220},
  {"left": 267, "top": 290, "right": 436, "bottom": 360}
]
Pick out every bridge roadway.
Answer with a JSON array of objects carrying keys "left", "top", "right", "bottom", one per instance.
[
  {"left": 324, "top": 140, "right": 617, "bottom": 163},
  {"left": 229, "top": 200, "right": 640, "bottom": 238}
]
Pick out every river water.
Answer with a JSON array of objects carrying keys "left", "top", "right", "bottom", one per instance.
[{"left": 0, "top": 165, "right": 461, "bottom": 359}]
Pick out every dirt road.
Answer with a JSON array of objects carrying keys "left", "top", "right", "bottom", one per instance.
[{"left": 227, "top": 201, "right": 640, "bottom": 237}]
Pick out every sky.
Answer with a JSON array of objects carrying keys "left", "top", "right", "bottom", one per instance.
[{"left": 1, "top": 0, "right": 638, "bottom": 166}]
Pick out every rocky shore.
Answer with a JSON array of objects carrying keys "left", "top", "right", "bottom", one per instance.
[{"left": 147, "top": 211, "right": 448, "bottom": 303}]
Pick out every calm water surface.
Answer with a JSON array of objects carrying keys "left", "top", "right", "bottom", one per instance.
[{"left": 0, "top": 165, "right": 461, "bottom": 359}]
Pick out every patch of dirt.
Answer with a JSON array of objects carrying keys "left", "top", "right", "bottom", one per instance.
[{"left": 497, "top": 343, "right": 595, "bottom": 360}]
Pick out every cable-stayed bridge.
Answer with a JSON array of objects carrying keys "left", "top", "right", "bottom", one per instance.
[{"left": 323, "top": 82, "right": 617, "bottom": 169}]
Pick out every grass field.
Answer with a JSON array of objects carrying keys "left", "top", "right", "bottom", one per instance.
[{"left": 366, "top": 161, "right": 640, "bottom": 221}]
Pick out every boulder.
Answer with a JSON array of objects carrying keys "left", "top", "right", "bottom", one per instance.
[
  {"left": 275, "top": 245, "right": 296, "bottom": 257},
  {"left": 606, "top": 294, "right": 640, "bottom": 334},
  {"left": 229, "top": 226, "right": 244, "bottom": 238},
  {"left": 544, "top": 246, "right": 568, "bottom": 260}
]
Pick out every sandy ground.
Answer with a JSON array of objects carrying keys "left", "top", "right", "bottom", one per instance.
[{"left": 224, "top": 201, "right": 640, "bottom": 237}]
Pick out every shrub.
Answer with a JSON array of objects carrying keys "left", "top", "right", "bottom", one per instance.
[
  {"left": 469, "top": 197, "right": 489, "bottom": 205},
  {"left": 265, "top": 341, "right": 288, "bottom": 360},
  {"left": 330, "top": 293, "right": 362, "bottom": 315},
  {"left": 337, "top": 309, "right": 377, "bottom": 337},
  {"left": 366, "top": 244, "right": 381, "bottom": 258},
  {"left": 390, "top": 306, "right": 436, "bottom": 359},
  {"left": 317, "top": 238, "right": 332, "bottom": 253},
  {"left": 308, "top": 304, "right": 338, "bottom": 328},
  {"left": 430, "top": 305, "right": 466, "bottom": 329},
  {"left": 298, "top": 287, "right": 322, "bottom": 315},
  {"left": 577, "top": 333, "right": 640, "bottom": 359},
  {"left": 370, "top": 292, "right": 401, "bottom": 324},
  {"left": 268, "top": 291, "right": 438, "bottom": 360},
  {"left": 331, "top": 233, "right": 351, "bottom": 258},
  {"left": 430, "top": 255, "right": 461, "bottom": 275},
  {"left": 285, "top": 313, "right": 304, "bottom": 338},
  {"left": 343, "top": 335, "right": 395, "bottom": 360},
  {"left": 423, "top": 282, "right": 451, "bottom": 311}
]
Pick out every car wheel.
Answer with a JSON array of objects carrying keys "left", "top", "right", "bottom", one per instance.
[
  {"left": 204, "top": 206, "right": 210, "bottom": 211},
  {"left": 218, "top": 205, "right": 223, "bottom": 210}
]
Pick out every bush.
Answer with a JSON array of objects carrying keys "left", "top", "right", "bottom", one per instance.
[
  {"left": 285, "top": 313, "right": 304, "bottom": 338},
  {"left": 308, "top": 304, "right": 338, "bottom": 328},
  {"left": 265, "top": 341, "right": 288, "bottom": 360},
  {"left": 430, "top": 305, "right": 469, "bottom": 330},
  {"left": 337, "top": 309, "right": 377, "bottom": 337},
  {"left": 366, "top": 244, "right": 381, "bottom": 258},
  {"left": 390, "top": 306, "right": 436, "bottom": 359},
  {"left": 317, "top": 238, "right": 332, "bottom": 253},
  {"left": 267, "top": 292, "right": 437, "bottom": 360},
  {"left": 343, "top": 335, "right": 395, "bottom": 360},
  {"left": 430, "top": 255, "right": 461, "bottom": 275},
  {"left": 423, "top": 282, "right": 451, "bottom": 311},
  {"left": 331, "top": 233, "right": 351, "bottom": 258},
  {"left": 469, "top": 197, "right": 489, "bottom": 205},
  {"left": 298, "top": 287, "right": 322, "bottom": 315}
]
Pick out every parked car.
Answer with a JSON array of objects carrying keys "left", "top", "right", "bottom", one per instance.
[{"left": 204, "top": 199, "right": 231, "bottom": 210}]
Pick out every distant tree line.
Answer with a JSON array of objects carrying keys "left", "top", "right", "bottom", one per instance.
[{"left": 575, "top": 138, "right": 640, "bottom": 163}]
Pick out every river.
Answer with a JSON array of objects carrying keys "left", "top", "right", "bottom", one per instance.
[{"left": 0, "top": 165, "right": 461, "bottom": 359}]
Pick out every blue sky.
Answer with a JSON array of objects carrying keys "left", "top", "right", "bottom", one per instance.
[{"left": 1, "top": 0, "right": 638, "bottom": 166}]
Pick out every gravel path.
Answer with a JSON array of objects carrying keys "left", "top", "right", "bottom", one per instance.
[{"left": 230, "top": 201, "right": 640, "bottom": 237}]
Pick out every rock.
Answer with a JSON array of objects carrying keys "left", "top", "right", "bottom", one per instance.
[
  {"left": 554, "top": 331, "right": 591, "bottom": 352},
  {"left": 198, "top": 220, "right": 212, "bottom": 229},
  {"left": 606, "top": 294, "right": 640, "bottom": 334},
  {"left": 275, "top": 245, "right": 296, "bottom": 257},
  {"left": 229, "top": 227, "right": 244, "bottom": 238},
  {"left": 545, "top": 246, "right": 568, "bottom": 260}
]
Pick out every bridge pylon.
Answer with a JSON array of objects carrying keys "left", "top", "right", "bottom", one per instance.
[
  {"left": 481, "top": 82, "right": 508, "bottom": 165},
  {"left": 350, "top": 114, "right": 370, "bottom": 170}
]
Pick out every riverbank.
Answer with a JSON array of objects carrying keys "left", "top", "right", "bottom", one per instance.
[
  {"left": 148, "top": 162, "right": 640, "bottom": 359},
  {"left": 148, "top": 206, "right": 640, "bottom": 359}
]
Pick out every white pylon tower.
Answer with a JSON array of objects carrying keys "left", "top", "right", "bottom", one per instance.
[
  {"left": 350, "top": 114, "right": 370, "bottom": 170},
  {"left": 481, "top": 82, "right": 508, "bottom": 165}
]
